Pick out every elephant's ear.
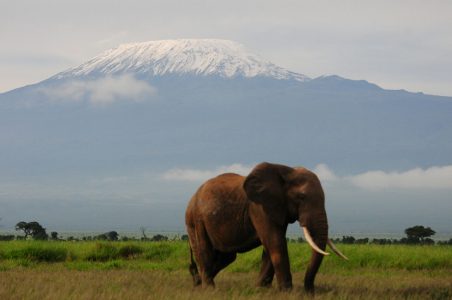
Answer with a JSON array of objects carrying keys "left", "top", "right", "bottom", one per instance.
[{"left": 243, "top": 162, "right": 293, "bottom": 206}]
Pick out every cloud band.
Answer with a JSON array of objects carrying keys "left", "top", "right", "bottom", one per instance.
[
  {"left": 164, "top": 163, "right": 452, "bottom": 190},
  {"left": 39, "top": 74, "right": 156, "bottom": 105}
]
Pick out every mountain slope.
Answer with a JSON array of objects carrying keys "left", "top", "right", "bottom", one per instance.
[{"left": 0, "top": 38, "right": 451, "bottom": 175}]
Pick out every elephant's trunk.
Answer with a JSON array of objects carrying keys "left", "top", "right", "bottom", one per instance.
[{"left": 300, "top": 215, "right": 328, "bottom": 293}]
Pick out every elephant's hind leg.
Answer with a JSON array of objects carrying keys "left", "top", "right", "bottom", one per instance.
[
  {"left": 257, "top": 249, "right": 274, "bottom": 287},
  {"left": 189, "top": 223, "right": 217, "bottom": 288}
]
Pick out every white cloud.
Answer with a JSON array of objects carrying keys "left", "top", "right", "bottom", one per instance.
[
  {"left": 347, "top": 165, "right": 452, "bottom": 190},
  {"left": 162, "top": 163, "right": 452, "bottom": 190},
  {"left": 40, "top": 74, "right": 156, "bottom": 105},
  {"left": 315, "top": 164, "right": 452, "bottom": 190},
  {"left": 313, "top": 163, "right": 338, "bottom": 182},
  {"left": 162, "top": 163, "right": 253, "bottom": 182}
]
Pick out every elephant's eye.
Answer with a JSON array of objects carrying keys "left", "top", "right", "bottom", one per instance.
[{"left": 296, "top": 192, "right": 306, "bottom": 200}]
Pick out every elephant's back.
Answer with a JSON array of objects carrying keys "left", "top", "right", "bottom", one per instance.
[
  {"left": 185, "top": 173, "right": 246, "bottom": 225},
  {"left": 192, "top": 173, "right": 258, "bottom": 252},
  {"left": 199, "top": 173, "right": 247, "bottom": 208},
  {"left": 203, "top": 172, "right": 246, "bottom": 195}
]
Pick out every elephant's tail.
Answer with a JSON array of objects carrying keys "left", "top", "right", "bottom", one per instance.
[
  {"left": 189, "top": 243, "right": 197, "bottom": 269},
  {"left": 188, "top": 242, "right": 201, "bottom": 285},
  {"left": 189, "top": 244, "right": 194, "bottom": 264}
]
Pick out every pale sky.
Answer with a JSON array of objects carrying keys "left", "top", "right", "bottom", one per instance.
[{"left": 1, "top": 0, "right": 452, "bottom": 96}]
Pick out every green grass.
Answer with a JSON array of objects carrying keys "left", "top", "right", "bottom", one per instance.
[
  {"left": 4, "top": 244, "right": 68, "bottom": 262},
  {"left": 1, "top": 241, "right": 452, "bottom": 272},
  {"left": 1, "top": 241, "right": 451, "bottom": 299}
]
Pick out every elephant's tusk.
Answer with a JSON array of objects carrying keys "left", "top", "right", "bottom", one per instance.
[
  {"left": 327, "top": 239, "right": 349, "bottom": 260},
  {"left": 302, "top": 227, "right": 330, "bottom": 256}
]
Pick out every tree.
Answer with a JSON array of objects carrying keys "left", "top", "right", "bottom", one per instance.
[
  {"left": 404, "top": 225, "right": 436, "bottom": 244},
  {"left": 15, "top": 221, "right": 32, "bottom": 239},
  {"left": 151, "top": 234, "right": 168, "bottom": 242},
  {"left": 95, "top": 231, "right": 119, "bottom": 241},
  {"left": 33, "top": 229, "right": 49, "bottom": 240},
  {"left": 140, "top": 226, "right": 148, "bottom": 240},
  {"left": 50, "top": 231, "right": 59, "bottom": 240},
  {"left": 106, "top": 231, "right": 119, "bottom": 241},
  {"left": 15, "top": 221, "right": 48, "bottom": 240}
]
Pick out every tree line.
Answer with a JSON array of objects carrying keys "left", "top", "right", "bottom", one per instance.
[
  {"left": 0, "top": 221, "right": 190, "bottom": 242},
  {"left": 1, "top": 221, "right": 451, "bottom": 245},
  {"left": 296, "top": 225, "right": 452, "bottom": 245}
]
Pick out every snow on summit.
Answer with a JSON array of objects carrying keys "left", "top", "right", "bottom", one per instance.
[{"left": 54, "top": 39, "right": 309, "bottom": 81}]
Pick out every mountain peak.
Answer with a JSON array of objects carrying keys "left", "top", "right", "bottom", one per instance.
[{"left": 52, "top": 39, "right": 309, "bottom": 81}]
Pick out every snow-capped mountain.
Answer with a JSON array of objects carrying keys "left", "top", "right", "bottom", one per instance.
[
  {"left": 1, "top": 38, "right": 451, "bottom": 177},
  {"left": 52, "top": 39, "right": 310, "bottom": 82}
]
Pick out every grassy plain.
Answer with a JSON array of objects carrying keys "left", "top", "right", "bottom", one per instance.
[{"left": 1, "top": 241, "right": 451, "bottom": 299}]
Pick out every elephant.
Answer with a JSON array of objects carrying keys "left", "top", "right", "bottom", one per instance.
[{"left": 185, "top": 162, "right": 347, "bottom": 292}]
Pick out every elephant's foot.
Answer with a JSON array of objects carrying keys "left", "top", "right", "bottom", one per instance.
[
  {"left": 256, "top": 276, "right": 273, "bottom": 288},
  {"left": 304, "top": 283, "right": 315, "bottom": 294},
  {"left": 257, "top": 250, "right": 274, "bottom": 288},
  {"left": 278, "top": 281, "right": 293, "bottom": 292},
  {"left": 200, "top": 273, "right": 215, "bottom": 289},
  {"left": 192, "top": 275, "right": 201, "bottom": 286},
  {"left": 201, "top": 280, "right": 215, "bottom": 289}
]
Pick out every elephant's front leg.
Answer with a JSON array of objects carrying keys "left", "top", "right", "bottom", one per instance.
[
  {"left": 256, "top": 249, "right": 274, "bottom": 287},
  {"left": 260, "top": 230, "right": 292, "bottom": 290}
]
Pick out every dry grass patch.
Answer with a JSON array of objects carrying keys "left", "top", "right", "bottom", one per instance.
[{"left": 0, "top": 269, "right": 451, "bottom": 300}]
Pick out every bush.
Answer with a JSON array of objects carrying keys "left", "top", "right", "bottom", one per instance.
[
  {"left": 85, "top": 243, "right": 119, "bottom": 261},
  {"left": 341, "top": 236, "right": 356, "bottom": 244},
  {"left": 145, "top": 243, "right": 173, "bottom": 261},
  {"left": 0, "top": 235, "right": 15, "bottom": 241},
  {"left": 118, "top": 244, "right": 144, "bottom": 259},
  {"left": 95, "top": 234, "right": 108, "bottom": 241},
  {"left": 106, "top": 231, "right": 119, "bottom": 241},
  {"left": 355, "top": 238, "right": 369, "bottom": 244},
  {"left": 438, "top": 238, "right": 452, "bottom": 245},
  {"left": 372, "top": 238, "right": 393, "bottom": 245},
  {"left": 8, "top": 245, "right": 67, "bottom": 262},
  {"left": 95, "top": 231, "right": 119, "bottom": 241},
  {"left": 422, "top": 238, "right": 435, "bottom": 245},
  {"left": 151, "top": 234, "right": 168, "bottom": 242}
]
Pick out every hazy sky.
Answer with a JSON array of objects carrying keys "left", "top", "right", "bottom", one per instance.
[
  {"left": 1, "top": 1, "right": 452, "bottom": 235},
  {"left": 1, "top": 0, "right": 451, "bottom": 96}
]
